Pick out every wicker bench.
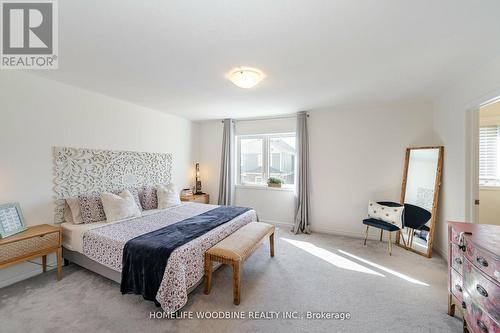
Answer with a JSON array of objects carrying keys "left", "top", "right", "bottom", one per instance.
[{"left": 204, "top": 222, "right": 275, "bottom": 305}]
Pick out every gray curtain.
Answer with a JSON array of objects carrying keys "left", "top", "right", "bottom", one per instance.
[
  {"left": 293, "top": 111, "right": 310, "bottom": 234},
  {"left": 218, "top": 119, "right": 235, "bottom": 205}
]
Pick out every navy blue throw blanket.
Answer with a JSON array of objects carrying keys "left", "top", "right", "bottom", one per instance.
[{"left": 120, "top": 206, "right": 251, "bottom": 304}]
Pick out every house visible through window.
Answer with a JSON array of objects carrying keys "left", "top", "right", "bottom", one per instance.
[
  {"left": 479, "top": 125, "right": 500, "bottom": 187},
  {"left": 237, "top": 133, "right": 296, "bottom": 187}
]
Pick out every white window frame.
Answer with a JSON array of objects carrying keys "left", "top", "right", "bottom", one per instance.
[{"left": 236, "top": 132, "right": 296, "bottom": 189}]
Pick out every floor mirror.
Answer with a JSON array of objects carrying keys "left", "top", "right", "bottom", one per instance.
[{"left": 396, "top": 146, "right": 444, "bottom": 258}]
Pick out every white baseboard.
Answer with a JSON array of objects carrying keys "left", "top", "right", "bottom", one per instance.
[
  {"left": 0, "top": 254, "right": 57, "bottom": 288},
  {"left": 259, "top": 219, "right": 294, "bottom": 230},
  {"left": 261, "top": 220, "right": 395, "bottom": 242},
  {"left": 310, "top": 224, "right": 388, "bottom": 241},
  {"left": 433, "top": 246, "right": 448, "bottom": 260},
  {"left": 311, "top": 224, "right": 449, "bottom": 260}
]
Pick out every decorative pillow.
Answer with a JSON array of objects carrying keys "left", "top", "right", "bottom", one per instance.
[
  {"left": 63, "top": 201, "right": 73, "bottom": 224},
  {"left": 140, "top": 186, "right": 158, "bottom": 210},
  {"left": 367, "top": 201, "right": 404, "bottom": 229},
  {"left": 79, "top": 195, "right": 107, "bottom": 224},
  {"left": 101, "top": 190, "right": 142, "bottom": 222},
  {"left": 66, "top": 196, "right": 84, "bottom": 224},
  {"left": 157, "top": 183, "right": 181, "bottom": 209},
  {"left": 114, "top": 187, "right": 142, "bottom": 211}
]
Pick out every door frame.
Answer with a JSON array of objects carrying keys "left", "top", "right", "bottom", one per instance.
[{"left": 466, "top": 94, "right": 500, "bottom": 223}]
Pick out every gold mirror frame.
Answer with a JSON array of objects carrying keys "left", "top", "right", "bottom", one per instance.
[{"left": 396, "top": 146, "right": 444, "bottom": 258}]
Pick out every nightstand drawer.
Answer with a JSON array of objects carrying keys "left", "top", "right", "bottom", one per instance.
[
  {"left": 180, "top": 194, "right": 209, "bottom": 204},
  {"left": 0, "top": 231, "right": 59, "bottom": 264},
  {"left": 189, "top": 197, "right": 207, "bottom": 203}
]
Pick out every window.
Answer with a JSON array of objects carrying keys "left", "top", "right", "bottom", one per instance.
[
  {"left": 237, "top": 133, "right": 296, "bottom": 187},
  {"left": 479, "top": 125, "right": 500, "bottom": 186},
  {"left": 239, "top": 137, "right": 264, "bottom": 185}
]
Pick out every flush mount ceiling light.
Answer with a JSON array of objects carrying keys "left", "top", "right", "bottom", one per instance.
[{"left": 226, "top": 67, "right": 265, "bottom": 89}]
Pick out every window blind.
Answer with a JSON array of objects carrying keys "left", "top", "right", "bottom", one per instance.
[{"left": 479, "top": 125, "right": 500, "bottom": 184}]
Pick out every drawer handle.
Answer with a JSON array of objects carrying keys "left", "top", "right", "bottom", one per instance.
[
  {"left": 454, "top": 257, "right": 462, "bottom": 265},
  {"left": 477, "top": 319, "right": 489, "bottom": 333},
  {"left": 476, "top": 256, "right": 489, "bottom": 267},
  {"left": 454, "top": 284, "right": 462, "bottom": 292},
  {"left": 476, "top": 284, "right": 488, "bottom": 298}
]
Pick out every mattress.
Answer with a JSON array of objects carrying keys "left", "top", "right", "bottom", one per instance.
[{"left": 61, "top": 208, "right": 167, "bottom": 254}]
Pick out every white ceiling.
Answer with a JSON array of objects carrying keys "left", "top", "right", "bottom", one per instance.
[{"left": 34, "top": 0, "right": 500, "bottom": 120}]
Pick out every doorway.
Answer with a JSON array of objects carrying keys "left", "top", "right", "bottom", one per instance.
[{"left": 474, "top": 99, "right": 500, "bottom": 225}]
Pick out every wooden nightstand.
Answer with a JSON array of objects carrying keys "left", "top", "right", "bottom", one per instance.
[
  {"left": 180, "top": 193, "right": 210, "bottom": 204},
  {"left": 0, "top": 224, "right": 62, "bottom": 280}
]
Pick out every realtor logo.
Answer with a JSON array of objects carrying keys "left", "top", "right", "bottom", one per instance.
[{"left": 1, "top": 0, "right": 58, "bottom": 69}]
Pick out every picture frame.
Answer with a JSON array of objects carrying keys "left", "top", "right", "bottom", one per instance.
[{"left": 0, "top": 203, "right": 28, "bottom": 239}]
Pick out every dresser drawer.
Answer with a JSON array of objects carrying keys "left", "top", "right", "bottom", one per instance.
[
  {"left": 464, "top": 259, "right": 500, "bottom": 324},
  {"left": 451, "top": 243, "right": 464, "bottom": 273},
  {"left": 451, "top": 267, "right": 464, "bottom": 303},
  {"left": 450, "top": 225, "right": 462, "bottom": 245},
  {"left": 464, "top": 236, "right": 500, "bottom": 284},
  {"left": 463, "top": 292, "right": 500, "bottom": 333},
  {"left": 0, "top": 231, "right": 59, "bottom": 265}
]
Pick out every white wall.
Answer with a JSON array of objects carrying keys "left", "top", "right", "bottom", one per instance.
[
  {"left": 308, "top": 105, "right": 436, "bottom": 237},
  {"left": 0, "top": 71, "right": 198, "bottom": 286},
  {"left": 479, "top": 188, "right": 500, "bottom": 225},
  {"left": 198, "top": 104, "right": 436, "bottom": 236},
  {"left": 433, "top": 57, "right": 500, "bottom": 257}
]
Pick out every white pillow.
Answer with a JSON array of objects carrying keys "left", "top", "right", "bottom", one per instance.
[
  {"left": 157, "top": 183, "right": 181, "bottom": 209},
  {"left": 367, "top": 201, "right": 404, "bottom": 229},
  {"left": 66, "top": 196, "right": 84, "bottom": 224},
  {"left": 101, "top": 190, "right": 142, "bottom": 222}
]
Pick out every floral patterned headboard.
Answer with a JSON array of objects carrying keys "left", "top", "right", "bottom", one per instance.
[{"left": 52, "top": 146, "right": 172, "bottom": 224}]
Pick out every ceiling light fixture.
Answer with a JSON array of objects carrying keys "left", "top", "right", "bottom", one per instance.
[{"left": 227, "top": 66, "right": 265, "bottom": 89}]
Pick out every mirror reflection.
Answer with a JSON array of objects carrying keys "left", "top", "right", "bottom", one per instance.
[{"left": 400, "top": 148, "right": 442, "bottom": 256}]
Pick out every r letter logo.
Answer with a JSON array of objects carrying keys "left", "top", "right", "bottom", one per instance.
[{"left": 1, "top": 0, "right": 58, "bottom": 69}]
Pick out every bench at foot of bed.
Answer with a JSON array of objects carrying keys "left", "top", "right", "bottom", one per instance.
[{"left": 204, "top": 222, "right": 275, "bottom": 305}]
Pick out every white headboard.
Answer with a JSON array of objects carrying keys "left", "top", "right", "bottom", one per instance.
[{"left": 52, "top": 146, "right": 172, "bottom": 224}]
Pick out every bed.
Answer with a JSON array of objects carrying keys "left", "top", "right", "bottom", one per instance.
[
  {"left": 62, "top": 202, "right": 256, "bottom": 311},
  {"left": 53, "top": 147, "right": 257, "bottom": 311}
]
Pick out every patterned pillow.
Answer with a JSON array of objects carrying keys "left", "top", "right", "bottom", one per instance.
[
  {"left": 367, "top": 201, "right": 404, "bottom": 229},
  {"left": 140, "top": 186, "right": 158, "bottom": 210},
  {"left": 79, "top": 195, "right": 107, "bottom": 224}
]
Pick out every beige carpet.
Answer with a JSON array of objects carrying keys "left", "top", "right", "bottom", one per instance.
[{"left": 0, "top": 229, "right": 462, "bottom": 333}]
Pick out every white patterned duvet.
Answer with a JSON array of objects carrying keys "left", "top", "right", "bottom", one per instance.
[{"left": 71, "top": 202, "right": 256, "bottom": 311}]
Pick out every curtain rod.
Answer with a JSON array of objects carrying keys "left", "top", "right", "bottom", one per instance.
[{"left": 221, "top": 113, "right": 309, "bottom": 123}]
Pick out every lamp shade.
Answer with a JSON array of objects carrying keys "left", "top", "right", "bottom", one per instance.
[{"left": 227, "top": 67, "right": 265, "bottom": 89}]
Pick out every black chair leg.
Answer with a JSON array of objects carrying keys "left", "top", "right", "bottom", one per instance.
[{"left": 363, "top": 225, "right": 369, "bottom": 246}]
